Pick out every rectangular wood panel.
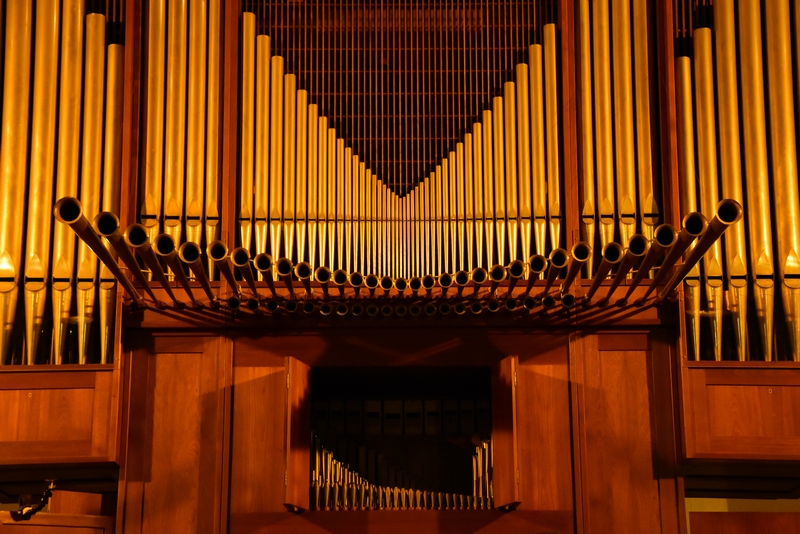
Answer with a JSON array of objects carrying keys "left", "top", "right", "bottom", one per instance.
[
  {"left": 690, "top": 512, "right": 800, "bottom": 534},
  {"left": 0, "top": 512, "right": 113, "bottom": 533},
  {"left": 491, "top": 355, "right": 520, "bottom": 510},
  {"left": 284, "top": 357, "right": 311, "bottom": 511}
]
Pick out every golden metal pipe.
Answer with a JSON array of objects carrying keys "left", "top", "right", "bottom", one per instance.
[
  {"left": 740, "top": 0, "right": 775, "bottom": 360},
  {"left": 208, "top": 240, "right": 241, "bottom": 296},
  {"left": 455, "top": 270, "right": 470, "bottom": 297},
  {"left": 365, "top": 273, "right": 379, "bottom": 297},
  {"left": 471, "top": 267, "right": 488, "bottom": 296},
  {"left": 422, "top": 274, "right": 436, "bottom": 298},
  {"left": 619, "top": 224, "right": 677, "bottom": 305},
  {"left": 155, "top": 234, "right": 199, "bottom": 306},
  {"left": 276, "top": 258, "right": 295, "bottom": 297},
  {"left": 318, "top": 117, "right": 328, "bottom": 269},
  {"left": 714, "top": 0, "right": 748, "bottom": 360},
  {"left": 328, "top": 130, "right": 337, "bottom": 270},
  {"left": 360, "top": 163, "right": 367, "bottom": 275},
  {"left": 142, "top": 0, "right": 166, "bottom": 244},
  {"left": 333, "top": 269, "right": 348, "bottom": 298},
  {"left": 315, "top": 266, "right": 332, "bottom": 298},
  {"left": 523, "top": 255, "right": 548, "bottom": 295},
  {"left": 95, "top": 212, "right": 160, "bottom": 304},
  {"left": 51, "top": 0, "right": 84, "bottom": 364},
  {"left": 515, "top": 66, "right": 532, "bottom": 269},
  {"left": 366, "top": 169, "right": 373, "bottom": 275},
  {"left": 296, "top": 91, "right": 308, "bottom": 264},
  {"left": 294, "top": 262, "right": 313, "bottom": 296},
  {"left": 765, "top": 0, "right": 800, "bottom": 361},
  {"left": 240, "top": 12, "right": 256, "bottom": 253},
  {"left": 561, "top": 242, "right": 591, "bottom": 295},
  {"left": 506, "top": 260, "right": 525, "bottom": 296},
  {"left": 307, "top": 105, "right": 318, "bottom": 273},
  {"left": 583, "top": 242, "right": 624, "bottom": 303},
  {"left": 345, "top": 150, "right": 353, "bottom": 273},
  {"left": 529, "top": 45, "right": 547, "bottom": 256},
  {"left": 578, "top": 0, "right": 595, "bottom": 274},
  {"left": 464, "top": 134, "right": 475, "bottom": 272},
  {"left": 178, "top": 242, "right": 216, "bottom": 303},
  {"left": 457, "top": 144, "right": 466, "bottom": 272},
  {"left": 54, "top": 199, "right": 143, "bottom": 306},
  {"left": 597, "top": 234, "right": 648, "bottom": 306},
  {"left": 253, "top": 252, "right": 277, "bottom": 298},
  {"left": 205, "top": 0, "right": 222, "bottom": 278},
  {"left": 504, "top": 83, "right": 519, "bottom": 264},
  {"left": 336, "top": 139, "right": 345, "bottom": 270},
  {"left": 284, "top": 75, "right": 297, "bottom": 262},
  {"left": 449, "top": 154, "right": 458, "bottom": 273},
  {"left": 436, "top": 165, "right": 444, "bottom": 273},
  {"left": 380, "top": 275, "right": 394, "bottom": 297},
  {"left": 544, "top": 24, "right": 562, "bottom": 249},
  {"left": 269, "top": 56, "right": 285, "bottom": 262},
  {"left": 231, "top": 247, "right": 259, "bottom": 297},
  {"left": 354, "top": 161, "right": 362, "bottom": 275},
  {"left": 659, "top": 200, "right": 744, "bottom": 301},
  {"left": 592, "top": 1, "right": 615, "bottom": 247},
  {"left": 493, "top": 98, "right": 507, "bottom": 266},
  {"left": 473, "top": 123, "right": 485, "bottom": 269},
  {"left": 542, "top": 249, "right": 568, "bottom": 296},
  {"left": 482, "top": 111, "right": 495, "bottom": 268},
  {"left": 439, "top": 272, "right": 454, "bottom": 299},
  {"left": 348, "top": 271, "right": 363, "bottom": 298},
  {"left": 254, "top": 34, "right": 271, "bottom": 258},
  {"left": 23, "top": 0, "right": 58, "bottom": 365},
  {"left": 126, "top": 223, "right": 179, "bottom": 306},
  {"left": 185, "top": 0, "right": 207, "bottom": 246}
]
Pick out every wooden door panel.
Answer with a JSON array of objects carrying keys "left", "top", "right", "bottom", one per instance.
[{"left": 491, "top": 355, "right": 520, "bottom": 510}]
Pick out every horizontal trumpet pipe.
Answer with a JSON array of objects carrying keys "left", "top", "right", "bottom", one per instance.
[
  {"left": 598, "top": 234, "right": 649, "bottom": 305},
  {"left": 125, "top": 223, "right": 180, "bottom": 305},
  {"left": 254, "top": 253, "right": 277, "bottom": 297},
  {"left": 439, "top": 272, "right": 454, "bottom": 298},
  {"left": 295, "top": 262, "right": 313, "bottom": 296},
  {"left": 408, "top": 277, "right": 422, "bottom": 295},
  {"left": 658, "top": 200, "right": 744, "bottom": 301},
  {"left": 54, "top": 198, "right": 144, "bottom": 305},
  {"left": 333, "top": 269, "right": 348, "bottom": 297},
  {"left": 208, "top": 240, "right": 241, "bottom": 296},
  {"left": 178, "top": 242, "right": 216, "bottom": 303},
  {"left": 584, "top": 242, "right": 624, "bottom": 302},
  {"left": 232, "top": 247, "right": 260, "bottom": 297},
  {"left": 561, "top": 242, "right": 592, "bottom": 295},
  {"left": 488, "top": 265, "right": 507, "bottom": 296},
  {"left": 523, "top": 255, "right": 548, "bottom": 295},
  {"left": 154, "top": 234, "right": 199, "bottom": 306},
  {"left": 506, "top": 260, "right": 525, "bottom": 296},
  {"left": 542, "top": 248, "right": 568, "bottom": 295},
  {"left": 618, "top": 224, "right": 678, "bottom": 304},
  {"left": 94, "top": 211, "right": 158, "bottom": 303},
  {"left": 394, "top": 277, "right": 408, "bottom": 295},
  {"left": 315, "top": 266, "right": 332, "bottom": 298},
  {"left": 422, "top": 274, "right": 436, "bottom": 297},
  {"left": 455, "top": 270, "right": 469, "bottom": 297},
  {"left": 471, "top": 268, "right": 488, "bottom": 296},
  {"left": 365, "top": 273, "right": 379, "bottom": 297},
  {"left": 277, "top": 258, "right": 296, "bottom": 297},
  {"left": 380, "top": 275, "right": 394, "bottom": 296}
]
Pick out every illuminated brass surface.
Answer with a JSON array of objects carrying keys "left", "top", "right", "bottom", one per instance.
[
  {"left": 308, "top": 105, "right": 319, "bottom": 275},
  {"left": 544, "top": 24, "right": 561, "bottom": 250},
  {"left": 504, "top": 83, "right": 518, "bottom": 264},
  {"left": 142, "top": 0, "right": 166, "bottom": 243},
  {"left": 186, "top": 0, "right": 207, "bottom": 247},
  {"left": 578, "top": 0, "right": 595, "bottom": 274},
  {"left": 205, "top": 0, "right": 221, "bottom": 277},
  {"left": 482, "top": 111, "right": 495, "bottom": 268},
  {"left": 255, "top": 34, "right": 271, "bottom": 258},
  {"left": 592, "top": 0, "right": 615, "bottom": 247},
  {"left": 464, "top": 134, "right": 475, "bottom": 273},
  {"left": 284, "top": 75, "right": 297, "bottom": 262},
  {"left": 269, "top": 56, "right": 284, "bottom": 264},
  {"left": 529, "top": 45, "right": 547, "bottom": 256},
  {"left": 296, "top": 91, "right": 308, "bottom": 264},
  {"left": 473, "top": 123, "right": 485, "bottom": 268}
]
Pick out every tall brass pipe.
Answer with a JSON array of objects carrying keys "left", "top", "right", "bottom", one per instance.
[
  {"left": 125, "top": 223, "right": 179, "bottom": 306},
  {"left": 51, "top": 0, "right": 84, "bottom": 364},
  {"left": 75, "top": 14, "right": 106, "bottom": 364},
  {"left": 240, "top": 12, "right": 256, "bottom": 253},
  {"left": 345, "top": 151, "right": 353, "bottom": 273},
  {"left": 516, "top": 66, "right": 532, "bottom": 270},
  {"left": 185, "top": 0, "right": 207, "bottom": 246},
  {"left": 503, "top": 84, "right": 518, "bottom": 263},
  {"left": 95, "top": 212, "right": 159, "bottom": 304},
  {"left": 583, "top": 242, "right": 624, "bottom": 303},
  {"left": 492, "top": 98, "right": 507, "bottom": 267},
  {"left": 307, "top": 104, "right": 318, "bottom": 274},
  {"left": 740, "top": 0, "right": 775, "bottom": 360},
  {"left": 619, "top": 224, "right": 678, "bottom": 305},
  {"left": 269, "top": 56, "right": 285, "bottom": 263},
  {"left": 284, "top": 75, "right": 297, "bottom": 262},
  {"left": 254, "top": 34, "right": 271, "bottom": 259},
  {"left": 578, "top": 0, "right": 595, "bottom": 274},
  {"left": 23, "top": 0, "right": 58, "bottom": 365},
  {"left": 765, "top": 0, "right": 800, "bottom": 361},
  {"left": 359, "top": 163, "right": 367, "bottom": 275},
  {"left": 336, "top": 139, "right": 345, "bottom": 271},
  {"left": 561, "top": 243, "right": 591, "bottom": 295},
  {"left": 599, "top": 234, "right": 649, "bottom": 306},
  {"left": 457, "top": 144, "right": 466, "bottom": 272},
  {"left": 142, "top": 0, "right": 166, "bottom": 244},
  {"left": 542, "top": 249, "right": 568, "bottom": 296},
  {"left": 164, "top": 0, "right": 188, "bottom": 246},
  {"left": 327, "top": 130, "right": 337, "bottom": 270},
  {"left": 529, "top": 45, "right": 547, "bottom": 256},
  {"left": 435, "top": 165, "right": 444, "bottom": 273},
  {"left": 473, "top": 124, "right": 485, "bottom": 269},
  {"left": 465, "top": 135, "right": 475, "bottom": 273},
  {"left": 660, "top": 200, "right": 744, "bottom": 302},
  {"left": 232, "top": 247, "right": 259, "bottom": 297},
  {"left": 714, "top": 0, "right": 748, "bottom": 360},
  {"left": 318, "top": 117, "right": 328, "bottom": 269},
  {"left": 482, "top": 111, "right": 495, "bottom": 268},
  {"left": 544, "top": 24, "right": 562, "bottom": 249},
  {"left": 592, "top": 0, "right": 615, "bottom": 247},
  {"left": 449, "top": 154, "right": 458, "bottom": 273},
  {"left": 205, "top": 0, "right": 222, "bottom": 278},
  {"left": 366, "top": 170, "right": 373, "bottom": 275},
  {"left": 253, "top": 252, "right": 277, "bottom": 297},
  {"left": 54, "top": 199, "right": 143, "bottom": 306},
  {"left": 208, "top": 240, "right": 240, "bottom": 296},
  {"left": 155, "top": 234, "right": 199, "bottom": 306},
  {"left": 178, "top": 242, "right": 216, "bottom": 303},
  {"left": 523, "top": 255, "right": 548, "bottom": 295}
]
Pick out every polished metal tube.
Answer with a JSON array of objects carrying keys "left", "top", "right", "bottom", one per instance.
[
  {"left": 506, "top": 260, "right": 525, "bottom": 296},
  {"left": 315, "top": 266, "right": 332, "bottom": 299},
  {"left": 455, "top": 270, "right": 470, "bottom": 297},
  {"left": 544, "top": 24, "right": 562, "bottom": 249},
  {"left": 619, "top": 224, "right": 678, "bottom": 304},
  {"left": 126, "top": 223, "right": 179, "bottom": 305},
  {"left": 561, "top": 242, "right": 591, "bottom": 295},
  {"left": 204, "top": 0, "right": 221, "bottom": 278},
  {"left": 633, "top": 0, "right": 657, "bottom": 241},
  {"left": 529, "top": 45, "right": 547, "bottom": 256},
  {"left": 142, "top": 0, "right": 166, "bottom": 243},
  {"left": 380, "top": 275, "right": 394, "bottom": 297},
  {"left": 439, "top": 272, "right": 454, "bottom": 299},
  {"left": 95, "top": 212, "right": 159, "bottom": 303},
  {"left": 269, "top": 56, "right": 285, "bottom": 263},
  {"left": 365, "top": 273, "right": 379, "bottom": 298},
  {"left": 240, "top": 12, "right": 256, "bottom": 253},
  {"left": 295, "top": 262, "right": 313, "bottom": 296},
  {"left": 395, "top": 277, "right": 407, "bottom": 296},
  {"left": 254, "top": 252, "right": 277, "bottom": 297},
  {"left": 277, "top": 258, "right": 296, "bottom": 297},
  {"left": 422, "top": 274, "right": 436, "bottom": 297},
  {"left": 471, "top": 267, "right": 488, "bottom": 296},
  {"left": 542, "top": 248, "right": 568, "bottom": 296},
  {"left": 409, "top": 276, "right": 422, "bottom": 296},
  {"left": 208, "top": 240, "right": 241, "bottom": 296},
  {"left": 584, "top": 242, "right": 624, "bottom": 303},
  {"left": 578, "top": 0, "right": 595, "bottom": 273},
  {"left": 516, "top": 65, "right": 533, "bottom": 267},
  {"left": 592, "top": 0, "right": 615, "bottom": 247},
  {"left": 155, "top": 234, "right": 199, "bottom": 306},
  {"left": 523, "top": 255, "right": 548, "bottom": 295},
  {"left": 349, "top": 272, "right": 364, "bottom": 298},
  {"left": 488, "top": 265, "right": 507, "bottom": 296},
  {"left": 185, "top": 0, "right": 207, "bottom": 246},
  {"left": 598, "top": 234, "right": 649, "bottom": 306},
  {"left": 178, "top": 242, "right": 216, "bottom": 303},
  {"left": 333, "top": 269, "right": 348, "bottom": 297},
  {"left": 284, "top": 74, "right": 297, "bottom": 262},
  {"left": 232, "top": 247, "right": 259, "bottom": 297},
  {"left": 254, "top": 33, "right": 271, "bottom": 257}
]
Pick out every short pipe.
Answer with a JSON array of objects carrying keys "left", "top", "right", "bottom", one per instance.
[
  {"left": 560, "top": 242, "right": 592, "bottom": 295},
  {"left": 471, "top": 267, "right": 488, "bottom": 296},
  {"left": 126, "top": 223, "right": 180, "bottom": 304},
  {"left": 93, "top": 210, "right": 156, "bottom": 303},
  {"left": 154, "top": 234, "right": 199, "bottom": 306},
  {"left": 295, "top": 261, "right": 314, "bottom": 296},
  {"left": 488, "top": 264, "right": 507, "bottom": 296},
  {"left": 438, "top": 272, "right": 453, "bottom": 298},
  {"left": 333, "top": 269, "right": 348, "bottom": 297},
  {"left": 231, "top": 247, "right": 260, "bottom": 297},
  {"left": 380, "top": 275, "right": 394, "bottom": 296},
  {"left": 178, "top": 242, "right": 217, "bottom": 305},
  {"left": 506, "top": 260, "right": 525, "bottom": 296},
  {"left": 315, "top": 266, "right": 332, "bottom": 299},
  {"left": 598, "top": 234, "right": 650, "bottom": 305},
  {"left": 542, "top": 248, "right": 569, "bottom": 296},
  {"left": 583, "top": 242, "right": 624, "bottom": 304},
  {"left": 275, "top": 258, "right": 296, "bottom": 297},
  {"left": 523, "top": 254, "right": 548, "bottom": 295},
  {"left": 619, "top": 224, "right": 678, "bottom": 305},
  {"left": 207, "top": 240, "right": 241, "bottom": 296}
]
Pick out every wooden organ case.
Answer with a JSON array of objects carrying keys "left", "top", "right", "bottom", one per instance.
[{"left": 0, "top": 0, "right": 798, "bottom": 533}]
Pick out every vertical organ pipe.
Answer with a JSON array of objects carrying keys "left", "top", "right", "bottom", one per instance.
[
  {"left": 482, "top": 111, "right": 495, "bottom": 269},
  {"left": 185, "top": 0, "right": 207, "bottom": 247},
  {"left": 318, "top": 116, "right": 328, "bottom": 271},
  {"left": 308, "top": 104, "right": 319, "bottom": 275},
  {"left": 142, "top": 0, "right": 166, "bottom": 244},
  {"left": 529, "top": 45, "right": 547, "bottom": 257},
  {"left": 504, "top": 83, "right": 518, "bottom": 263},
  {"left": 593, "top": 0, "right": 615, "bottom": 247},
  {"left": 205, "top": 0, "right": 222, "bottom": 278},
  {"left": 464, "top": 134, "right": 475, "bottom": 273},
  {"left": 578, "top": 0, "right": 595, "bottom": 274},
  {"left": 254, "top": 34, "right": 271, "bottom": 259},
  {"left": 284, "top": 74, "right": 297, "bottom": 263},
  {"left": 543, "top": 24, "right": 561, "bottom": 250},
  {"left": 473, "top": 123, "right": 485, "bottom": 268},
  {"left": 269, "top": 56, "right": 285, "bottom": 263},
  {"left": 297, "top": 91, "right": 309, "bottom": 264},
  {"left": 240, "top": 13, "right": 256, "bottom": 252},
  {"left": 516, "top": 65, "right": 532, "bottom": 272}
]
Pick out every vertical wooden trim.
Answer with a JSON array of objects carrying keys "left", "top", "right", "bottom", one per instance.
[
  {"left": 656, "top": 0, "right": 680, "bottom": 226},
  {"left": 560, "top": 0, "right": 579, "bottom": 246},
  {"left": 283, "top": 356, "right": 311, "bottom": 511},
  {"left": 218, "top": 335, "right": 233, "bottom": 533},
  {"left": 491, "top": 354, "right": 521, "bottom": 509},
  {"left": 569, "top": 332, "right": 589, "bottom": 534}
]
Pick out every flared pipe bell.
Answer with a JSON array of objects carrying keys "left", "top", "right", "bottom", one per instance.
[
  {"left": 488, "top": 265, "right": 507, "bottom": 296},
  {"left": 155, "top": 233, "right": 200, "bottom": 306},
  {"left": 618, "top": 224, "right": 678, "bottom": 305},
  {"left": 315, "top": 266, "right": 332, "bottom": 299},
  {"left": 333, "top": 269, "right": 348, "bottom": 297},
  {"left": 231, "top": 247, "right": 260, "bottom": 297},
  {"left": 470, "top": 268, "right": 488, "bottom": 296},
  {"left": 523, "top": 255, "right": 548, "bottom": 295},
  {"left": 380, "top": 275, "right": 394, "bottom": 296},
  {"left": 542, "top": 248, "right": 568, "bottom": 296},
  {"left": 348, "top": 271, "right": 364, "bottom": 297},
  {"left": 598, "top": 234, "right": 649, "bottom": 306},
  {"left": 454, "top": 271, "right": 469, "bottom": 297},
  {"left": 422, "top": 274, "right": 436, "bottom": 297},
  {"left": 561, "top": 242, "right": 592, "bottom": 295},
  {"left": 439, "top": 272, "right": 454, "bottom": 298},
  {"left": 54, "top": 198, "right": 144, "bottom": 305},
  {"left": 505, "top": 260, "right": 525, "bottom": 297},
  {"left": 125, "top": 223, "right": 180, "bottom": 305},
  {"left": 295, "top": 262, "right": 314, "bottom": 296},
  {"left": 178, "top": 242, "right": 216, "bottom": 304},
  {"left": 276, "top": 258, "right": 296, "bottom": 297},
  {"left": 208, "top": 240, "right": 241, "bottom": 296},
  {"left": 365, "top": 273, "right": 379, "bottom": 297},
  {"left": 409, "top": 277, "right": 422, "bottom": 296},
  {"left": 254, "top": 253, "right": 278, "bottom": 297},
  {"left": 583, "top": 242, "right": 624, "bottom": 304}
]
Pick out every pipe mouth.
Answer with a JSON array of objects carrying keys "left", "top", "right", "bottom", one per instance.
[
  {"left": 284, "top": 300, "right": 298, "bottom": 313},
  {"left": 424, "top": 303, "right": 437, "bottom": 316},
  {"left": 335, "top": 302, "right": 349, "bottom": 316},
  {"left": 315, "top": 266, "right": 331, "bottom": 283},
  {"left": 562, "top": 293, "right": 576, "bottom": 308},
  {"left": 365, "top": 274, "right": 379, "bottom": 289},
  {"left": 523, "top": 296, "right": 537, "bottom": 310},
  {"left": 231, "top": 247, "right": 251, "bottom": 268},
  {"left": 453, "top": 302, "right": 466, "bottom": 315},
  {"left": 717, "top": 198, "right": 743, "bottom": 225},
  {"left": 126, "top": 224, "right": 150, "bottom": 247},
  {"left": 409, "top": 304, "right": 422, "bottom": 316},
  {"left": 542, "top": 295, "right": 556, "bottom": 309},
  {"left": 395, "top": 277, "right": 408, "bottom": 291},
  {"left": 422, "top": 275, "right": 436, "bottom": 289},
  {"left": 154, "top": 234, "right": 176, "bottom": 256},
  {"left": 94, "top": 211, "right": 120, "bottom": 236},
  {"left": 571, "top": 242, "right": 591, "bottom": 262},
  {"left": 351, "top": 303, "right": 364, "bottom": 316},
  {"left": 489, "top": 265, "right": 507, "bottom": 282},
  {"left": 409, "top": 277, "right": 422, "bottom": 291},
  {"left": 277, "top": 258, "right": 294, "bottom": 277},
  {"left": 505, "top": 298, "right": 518, "bottom": 311},
  {"left": 396, "top": 304, "right": 408, "bottom": 316},
  {"left": 255, "top": 253, "right": 273, "bottom": 272},
  {"left": 528, "top": 255, "right": 547, "bottom": 274},
  {"left": 602, "top": 242, "right": 624, "bottom": 263},
  {"left": 627, "top": 235, "right": 648, "bottom": 257},
  {"left": 349, "top": 271, "right": 364, "bottom": 287},
  {"left": 455, "top": 271, "right": 469, "bottom": 286},
  {"left": 439, "top": 272, "right": 453, "bottom": 287},
  {"left": 179, "top": 242, "right": 202, "bottom": 263},
  {"left": 266, "top": 300, "right": 280, "bottom": 312},
  {"left": 319, "top": 302, "right": 333, "bottom": 315},
  {"left": 246, "top": 298, "right": 260, "bottom": 311},
  {"left": 549, "top": 248, "right": 568, "bottom": 268},
  {"left": 486, "top": 299, "right": 500, "bottom": 312},
  {"left": 381, "top": 304, "right": 394, "bottom": 317},
  {"left": 295, "top": 262, "right": 313, "bottom": 280},
  {"left": 302, "top": 301, "right": 317, "bottom": 314},
  {"left": 469, "top": 301, "right": 483, "bottom": 314},
  {"left": 366, "top": 304, "right": 380, "bottom": 317},
  {"left": 380, "top": 276, "right": 394, "bottom": 290},
  {"left": 471, "top": 268, "right": 488, "bottom": 285},
  {"left": 208, "top": 240, "right": 229, "bottom": 260},
  {"left": 54, "top": 197, "right": 83, "bottom": 224},
  {"left": 508, "top": 260, "right": 525, "bottom": 279},
  {"left": 682, "top": 212, "right": 708, "bottom": 237},
  {"left": 655, "top": 224, "right": 678, "bottom": 248},
  {"left": 333, "top": 269, "right": 348, "bottom": 286},
  {"left": 439, "top": 302, "right": 452, "bottom": 315},
  {"left": 227, "top": 296, "right": 241, "bottom": 309}
]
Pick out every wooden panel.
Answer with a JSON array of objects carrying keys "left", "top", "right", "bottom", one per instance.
[
  {"left": 48, "top": 491, "right": 102, "bottom": 516},
  {"left": 491, "top": 355, "right": 519, "bottom": 510},
  {"left": 0, "top": 512, "right": 113, "bottom": 533},
  {"left": 284, "top": 358, "right": 311, "bottom": 511},
  {"left": 682, "top": 364, "right": 800, "bottom": 460},
  {"left": 229, "top": 366, "right": 286, "bottom": 514},
  {"left": 515, "top": 336, "right": 573, "bottom": 514},
  {"left": 690, "top": 512, "right": 800, "bottom": 534}
]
